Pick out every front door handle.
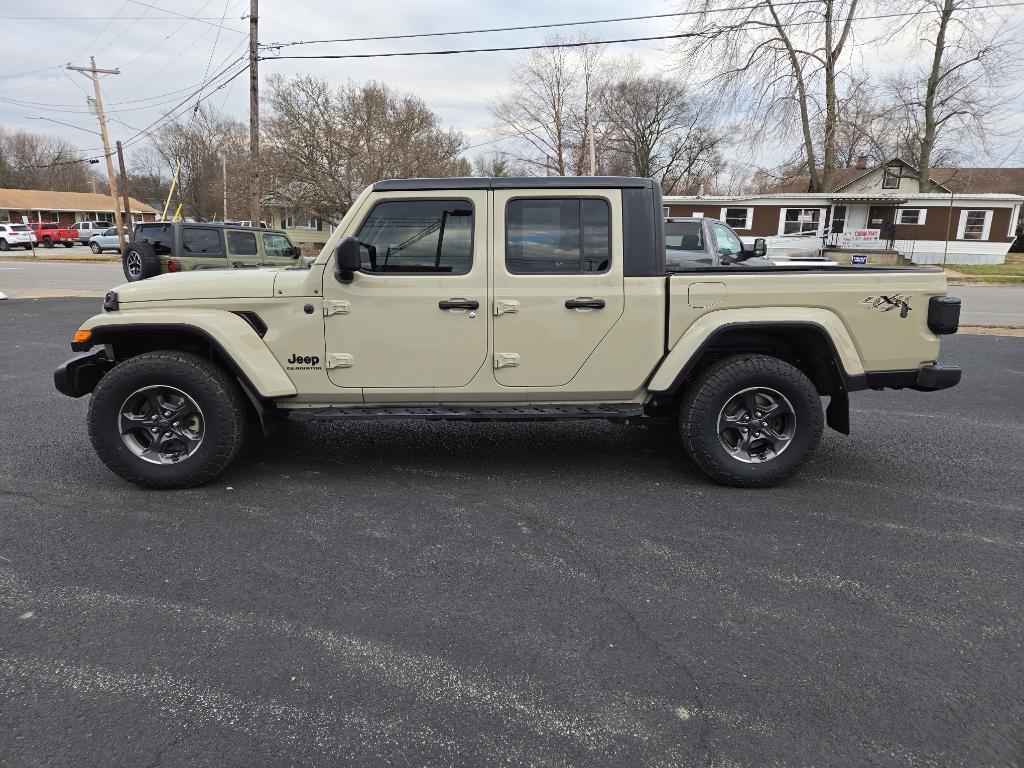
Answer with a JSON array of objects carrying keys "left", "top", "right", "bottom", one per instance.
[
  {"left": 439, "top": 298, "right": 479, "bottom": 310},
  {"left": 565, "top": 297, "right": 605, "bottom": 310}
]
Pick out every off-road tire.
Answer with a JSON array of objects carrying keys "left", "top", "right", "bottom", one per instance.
[
  {"left": 89, "top": 241, "right": 102, "bottom": 253},
  {"left": 122, "top": 240, "right": 160, "bottom": 281},
  {"left": 88, "top": 351, "right": 246, "bottom": 489},
  {"left": 42, "top": 236, "right": 53, "bottom": 248},
  {"left": 679, "top": 354, "right": 823, "bottom": 488},
  {"left": 0, "top": 239, "right": 8, "bottom": 251}
]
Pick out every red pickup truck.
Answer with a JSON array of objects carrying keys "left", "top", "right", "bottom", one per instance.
[{"left": 30, "top": 222, "right": 78, "bottom": 248}]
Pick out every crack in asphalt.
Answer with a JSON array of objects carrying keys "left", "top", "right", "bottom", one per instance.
[{"left": 390, "top": 471, "right": 714, "bottom": 766}]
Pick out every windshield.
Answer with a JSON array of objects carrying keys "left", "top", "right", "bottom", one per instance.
[{"left": 665, "top": 221, "right": 705, "bottom": 251}]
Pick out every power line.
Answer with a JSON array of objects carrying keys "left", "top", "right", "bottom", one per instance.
[
  {"left": 263, "top": 0, "right": 821, "bottom": 49},
  {"left": 67, "top": 0, "right": 131, "bottom": 65},
  {"left": 125, "top": 0, "right": 246, "bottom": 33},
  {"left": 117, "top": 0, "right": 218, "bottom": 69},
  {"left": 261, "top": 2, "right": 1024, "bottom": 60},
  {"left": 195, "top": 0, "right": 234, "bottom": 108}
]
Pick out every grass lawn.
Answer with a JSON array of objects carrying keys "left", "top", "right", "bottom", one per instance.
[{"left": 947, "top": 252, "right": 1024, "bottom": 285}]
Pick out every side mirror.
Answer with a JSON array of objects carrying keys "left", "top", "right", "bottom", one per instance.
[
  {"left": 334, "top": 236, "right": 361, "bottom": 282},
  {"left": 290, "top": 245, "right": 302, "bottom": 258},
  {"left": 753, "top": 238, "right": 767, "bottom": 258}
]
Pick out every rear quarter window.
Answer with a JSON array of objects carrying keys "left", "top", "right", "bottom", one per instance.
[
  {"left": 182, "top": 228, "right": 224, "bottom": 256},
  {"left": 134, "top": 224, "right": 175, "bottom": 255}
]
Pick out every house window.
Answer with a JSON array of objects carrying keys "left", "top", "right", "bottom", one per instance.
[
  {"left": 662, "top": 206, "right": 670, "bottom": 218},
  {"left": 882, "top": 163, "right": 902, "bottom": 190},
  {"left": 957, "top": 210, "right": 991, "bottom": 241},
  {"left": 720, "top": 207, "right": 752, "bottom": 230},
  {"left": 897, "top": 208, "right": 927, "bottom": 225},
  {"left": 691, "top": 212, "right": 704, "bottom": 218},
  {"left": 781, "top": 208, "right": 824, "bottom": 235},
  {"left": 283, "top": 212, "right": 321, "bottom": 229},
  {"left": 0, "top": 210, "right": 9, "bottom": 223},
  {"left": 830, "top": 206, "right": 846, "bottom": 234}
]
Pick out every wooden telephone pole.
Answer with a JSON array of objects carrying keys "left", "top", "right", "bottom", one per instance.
[
  {"left": 115, "top": 141, "right": 132, "bottom": 238},
  {"left": 248, "top": 0, "right": 260, "bottom": 225},
  {"left": 67, "top": 58, "right": 126, "bottom": 253}
]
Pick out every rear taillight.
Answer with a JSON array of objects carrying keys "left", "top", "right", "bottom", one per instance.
[{"left": 167, "top": 258, "right": 181, "bottom": 273}]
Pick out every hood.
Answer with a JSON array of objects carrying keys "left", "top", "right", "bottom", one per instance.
[{"left": 115, "top": 268, "right": 282, "bottom": 303}]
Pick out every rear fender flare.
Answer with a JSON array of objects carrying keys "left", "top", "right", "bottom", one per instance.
[{"left": 648, "top": 308, "right": 866, "bottom": 394}]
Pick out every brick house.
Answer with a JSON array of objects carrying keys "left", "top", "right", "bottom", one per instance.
[
  {"left": 0, "top": 188, "right": 158, "bottom": 228},
  {"left": 663, "top": 158, "right": 1024, "bottom": 265}
]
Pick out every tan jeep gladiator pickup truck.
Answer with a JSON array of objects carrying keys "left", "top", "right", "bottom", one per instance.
[{"left": 54, "top": 176, "right": 961, "bottom": 489}]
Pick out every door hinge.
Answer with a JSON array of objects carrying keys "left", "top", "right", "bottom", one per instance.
[
  {"left": 323, "top": 300, "right": 350, "bottom": 317},
  {"left": 326, "top": 353, "right": 354, "bottom": 369},
  {"left": 494, "top": 299, "right": 520, "bottom": 316},
  {"left": 494, "top": 352, "right": 520, "bottom": 369}
]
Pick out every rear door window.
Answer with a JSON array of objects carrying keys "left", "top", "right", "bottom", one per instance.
[
  {"left": 182, "top": 227, "right": 224, "bottom": 256},
  {"left": 505, "top": 198, "right": 610, "bottom": 274},
  {"left": 227, "top": 230, "right": 258, "bottom": 256},
  {"left": 134, "top": 224, "right": 175, "bottom": 255}
]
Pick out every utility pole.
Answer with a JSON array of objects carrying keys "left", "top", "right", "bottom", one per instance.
[
  {"left": 115, "top": 140, "right": 132, "bottom": 238},
  {"left": 67, "top": 58, "right": 126, "bottom": 253},
  {"left": 248, "top": 0, "right": 260, "bottom": 225},
  {"left": 223, "top": 154, "right": 228, "bottom": 221},
  {"left": 588, "top": 120, "right": 597, "bottom": 176}
]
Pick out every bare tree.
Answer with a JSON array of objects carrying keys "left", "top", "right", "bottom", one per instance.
[
  {"left": 884, "top": 0, "right": 1014, "bottom": 188},
  {"left": 0, "top": 126, "right": 104, "bottom": 192},
  {"left": 472, "top": 153, "right": 528, "bottom": 177},
  {"left": 489, "top": 35, "right": 610, "bottom": 176},
  {"left": 263, "top": 74, "right": 467, "bottom": 221},
  {"left": 599, "top": 73, "right": 725, "bottom": 193},
  {"left": 676, "top": 0, "right": 863, "bottom": 191},
  {"left": 138, "top": 105, "right": 247, "bottom": 220}
]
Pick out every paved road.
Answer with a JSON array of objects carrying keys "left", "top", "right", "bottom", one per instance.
[
  {"left": 1, "top": 298, "right": 1021, "bottom": 767},
  {"left": 0, "top": 258, "right": 122, "bottom": 298},
  {"left": 949, "top": 285, "right": 1024, "bottom": 326}
]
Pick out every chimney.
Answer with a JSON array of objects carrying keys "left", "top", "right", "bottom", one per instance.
[{"left": 856, "top": 155, "right": 868, "bottom": 171}]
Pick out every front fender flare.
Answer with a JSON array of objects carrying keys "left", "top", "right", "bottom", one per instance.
[{"left": 72, "top": 309, "right": 297, "bottom": 399}]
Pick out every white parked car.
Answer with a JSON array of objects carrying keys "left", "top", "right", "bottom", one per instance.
[
  {"left": 72, "top": 220, "right": 114, "bottom": 245},
  {"left": 0, "top": 223, "right": 36, "bottom": 251},
  {"left": 88, "top": 227, "right": 125, "bottom": 254}
]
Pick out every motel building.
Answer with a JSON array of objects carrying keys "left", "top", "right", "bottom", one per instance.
[
  {"left": 0, "top": 188, "right": 158, "bottom": 230},
  {"left": 663, "top": 158, "right": 1024, "bottom": 265}
]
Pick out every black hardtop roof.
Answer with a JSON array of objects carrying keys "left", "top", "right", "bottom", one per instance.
[
  {"left": 372, "top": 176, "right": 656, "bottom": 191},
  {"left": 138, "top": 221, "right": 286, "bottom": 234}
]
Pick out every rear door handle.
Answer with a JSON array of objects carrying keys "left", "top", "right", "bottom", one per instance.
[
  {"left": 565, "top": 297, "right": 605, "bottom": 310},
  {"left": 439, "top": 298, "right": 479, "bottom": 310}
]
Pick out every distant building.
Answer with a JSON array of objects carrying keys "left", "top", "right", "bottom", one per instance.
[
  {"left": 663, "top": 158, "right": 1024, "bottom": 265},
  {"left": 0, "top": 188, "right": 158, "bottom": 228}
]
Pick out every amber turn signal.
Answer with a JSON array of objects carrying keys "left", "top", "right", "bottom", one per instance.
[{"left": 73, "top": 329, "right": 92, "bottom": 343}]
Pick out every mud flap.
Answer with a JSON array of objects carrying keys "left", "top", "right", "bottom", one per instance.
[{"left": 826, "top": 391, "right": 850, "bottom": 435}]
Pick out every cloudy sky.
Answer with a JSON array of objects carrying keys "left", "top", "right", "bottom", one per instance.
[{"left": 1, "top": 0, "right": 1022, "bottom": 171}]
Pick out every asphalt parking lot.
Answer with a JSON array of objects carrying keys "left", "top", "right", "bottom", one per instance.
[{"left": 1, "top": 297, "right": 1022, "bottom": 767}]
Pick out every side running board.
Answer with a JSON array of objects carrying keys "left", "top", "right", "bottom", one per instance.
[{"left": 286, "top": 403, "right": 644, "bottom": 422}]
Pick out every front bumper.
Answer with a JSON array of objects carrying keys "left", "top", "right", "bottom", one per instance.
[{"left": 53, "top": 349, "right": 111, "bottom": 398}]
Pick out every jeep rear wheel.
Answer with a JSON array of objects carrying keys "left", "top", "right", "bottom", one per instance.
[
  {"left": 679, "top": 354, "right": 823, "bottom": 488},
  {"left": 122, "top": 240, "right": 160, "bottom": 281},
  {"left": 88, "top": 351, "right": 245, "bottom": 488}
]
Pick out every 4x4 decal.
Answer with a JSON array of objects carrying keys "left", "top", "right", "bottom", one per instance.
[{"left": 862, "top": 294, "right": 912, "bottom": 318}]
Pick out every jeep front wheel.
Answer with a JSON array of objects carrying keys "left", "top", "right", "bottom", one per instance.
[
  {"left": 679, "top": 354, "right": 823, "bottom": 488},
  {"left": 87, "top": 351, "right": 245, "bottom": 488}
]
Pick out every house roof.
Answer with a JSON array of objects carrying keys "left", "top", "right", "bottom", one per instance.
[
  {"left": 0, "top": 188, "right": 157, "bottom": 214},
  {"left": 769, "top": 160, "right": 1024, "bottom": 196}
]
